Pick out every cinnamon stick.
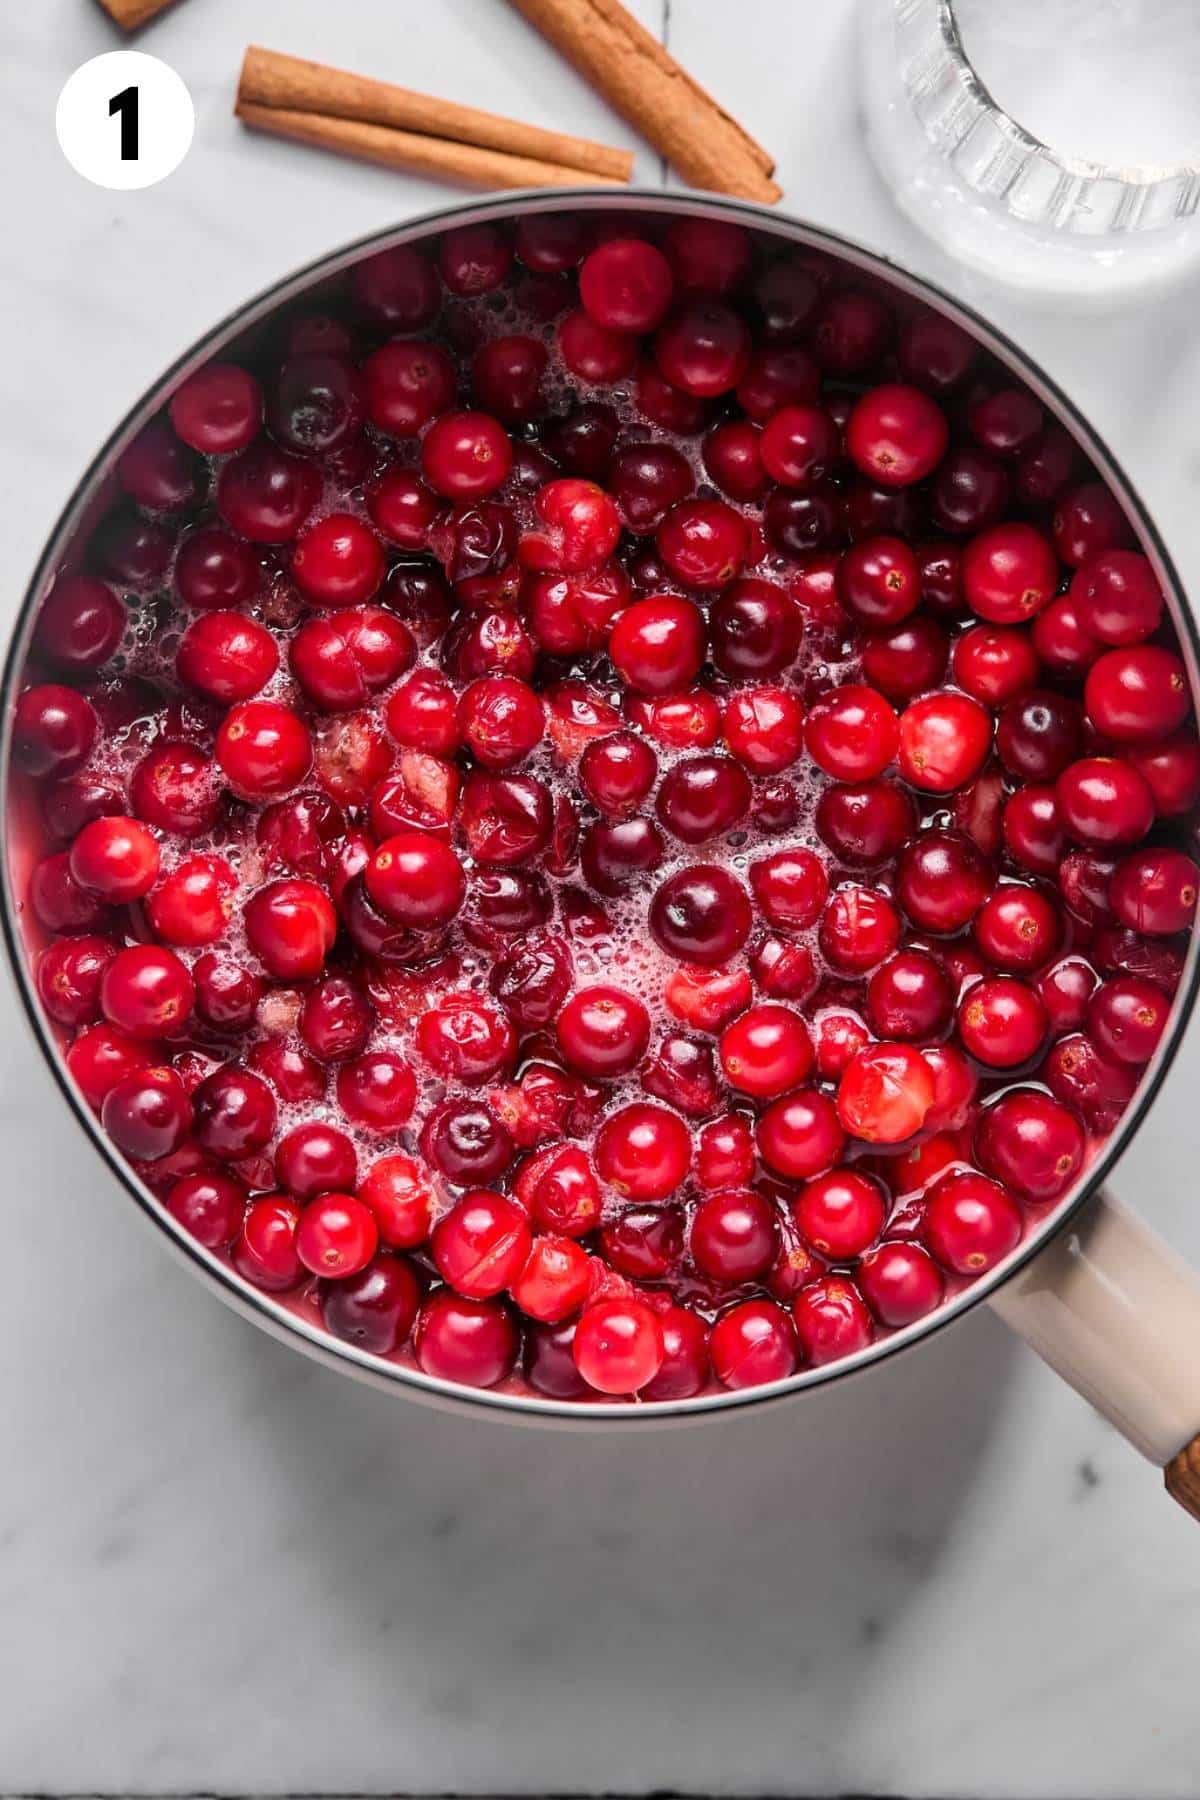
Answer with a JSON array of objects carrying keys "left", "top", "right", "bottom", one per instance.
[
  {"left": 508, "top": 0, "right": 781, "bottom": 203},
  {"left": 238, "top": 46, "right": 633, "bottom": 186},
  {"left": 236, "top": 102, "right": 627, "bottom": 192},
  {"left": 96, "top": 0, "right": 178, "bottom": 25}
]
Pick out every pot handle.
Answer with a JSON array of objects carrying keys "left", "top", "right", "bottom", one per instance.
[{"left": 987, "top": 1190, "right": 1200, "bottom": 1521}]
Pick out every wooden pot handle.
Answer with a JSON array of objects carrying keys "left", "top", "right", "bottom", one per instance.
[{"left": 1166, "top": 1435, "right": 1200, "bottom": 1521}]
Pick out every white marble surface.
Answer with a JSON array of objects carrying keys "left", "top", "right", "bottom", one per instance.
[{"left": 3, "top": 2, "right": 1200, "bottom": 1795}]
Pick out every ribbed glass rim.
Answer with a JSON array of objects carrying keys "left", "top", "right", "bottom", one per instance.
[
  {"left": 3, "top": 186, "right": 1199, "bottom": 1426},
  {"left": 894, "top": 0, "right": 1200, "bottom": 235}
]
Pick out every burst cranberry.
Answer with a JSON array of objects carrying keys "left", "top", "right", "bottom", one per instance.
[
  {"left": 430, "top": 1190, "right": 529, "bottom": 1300},
  {"left": 365, "top": 831, "right": 465, "bottom": 928},
  {"left": 169, "top": 361, "right": 261, "bottom": 452},
  {"left": 357, "top": 1153, "right": 435, "bottom": 1249},
  {"left": 413, "top": 994, "right": 514, "bottom": 1083},
  {"left": 650, "top": 865, "right": 752, "bottom": 965},
  {"left": 898, "top": 691, "right": 992, "bottom": 792},
  {"left": 244, "top": 878, "right": 336, "bottom": 979},
  {"left": 694, "top": 1115, "right": 755, "bottom": 1191},
  {"left": 662, "top": 964, "right": 751, "bottom": 1036},
  {"left": 819, "top": 887, "right": 901, "bottom": 973},
  {"left": 415, "top": 1290, "right": 517, "bottom": 1388},
  {"left": 722, "top": 687, "right": 806, "bottom": 775},
  {"left": 846, "top": 383, "right": 947, "bottom": 486},
  {"left": 609, "top": 596, "right": 706, "bottom": 694},
  {"left": 710, "top": 1299, "right": 797, "bottom": 1388},
  {"left": 1085, "top": 645, "right": 1190, "bottom": 743},
  {"left": 958, "top": 977, "right": 1046, "bottom": 1066},
  {"left": 102, "top": 1065, "right": 193, "bottom": 1162},
  {"left": 457, "top": 676, "right": 544, "bottom": 767},
  {"left": 511, "top": 1234, "right": 592, "bottom": 1323},
  {"left": 709, "top": 578, "right": 802, "bottom": 680},
  {"left": 974, "top": 1089, "right": 1084, "bottom": 1201},
  {"left": 1055, "top": 756, "right": 1155, "bottom": 847},
  {"left": 925, "top": 1170, "right": 1022, "bottom": 1274},
  {"left": 837, "top": 1042, "right": 935, "bottom": 1143},
  {"left": 627, "top": 689, "right": 723, "bottom": 750},
  {"left": 216, "top": 701, "right": 311, "bottom": 799},
  {"left": 747, "top": 848, "right": 828, "bottom": 932},
  {"left": 594, "top": 1103, "right": 690, "bottom": 1202}
]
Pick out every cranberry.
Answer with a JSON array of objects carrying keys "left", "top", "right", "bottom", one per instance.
[
  {"left": 192, "top": 953, "right": 262, "bottom": 1032},
  {"left": 290, "top": 513, "right": 385, "bottom": 610},
  {"left": 696, "top": 1114, "right": 756, "bottom": 1189},
  {"left": 641, "top": 1306, "right": 709, "bottom": 1400},
  {"left": 1085, "top": 645, "right": 1191, "bottom": 743},
  {"left": 710, "top": 1299, "right": 797, "bottom": 1388},
  {"left": 1032, "top": 593, "right": 1101, "bottom": 676},
  {"left": 421, "top": 411, "right": 512, "bottom": 499},
  {"left": 760, "top": 405, "right": 840, "bottom": 489},
  {"left": 751, "top": 256, "right": 822, "bottom": 343},
  {"left": 953, "top": 624, "right": 1040, "bottom": 707},
  {"left": 655, "top": 300, "right": 750, "bottom": 396},
  {"left": 925, "top": 1170, "right": 1022, "bottom": 1274},
  {"left": 805, "top": 684, "right": 898, "bottom": 780},
  {"left": 815, "top": 780, "right": 915, "bottom": 865},
  {"left": 846, "top": 383, "right": 948, "bottom": 487},
  {"left": 69, "top": 814, "right": 159, "bottom": 901},
  {"left": 101, "top": 1065, "right": 193, "bottom": 1162},
  {"left": 191, "top": 1064, "right": 276, "bottom": 1161},
  {"left": 1087, "top": 975, "right": 1171, "bottom": 1066},
  {"left": 351, "top": 244, "right": 441, "bottom": 328},
  {"left": 35, "top": 575, "right": 125, "bottom": 672},
  {"left": 710, "top": 584, "right": 803, "bottom": 685},
  {"left": 575, "top": 731, "right": 655, "bottom": 816},
  {"left": 962, "top": 523, "right": 1058, "bottom": 624},
  {"left": 296, "top": 973, "right": 370, "bottom": 1064},
  {"left": 721, "top": 687, "right": 804, "bottom": 775},
  {"left": 166, "top": 1171, "right": 245, "bottom": 1249},
  {"left": 702, "top": 420, "right": 768, "bottom": 502},
  {"left": 579, "top": 237, "right": 673, "bottom": 332},
  {"left": 457, "top": 676, "right": 544, "bottom": 767},
  {"left": 763, "top": 487, "right": 839, "bottom": 555},
  {"left": 595, "top": 1102, "right": 690, "bottom": 1201},
  {"left": 1052, "top": 481, "right": 1133, "bottom": 567},
  {"left": 556, "top": 984, "right": 650, "bottom": 1078},
  {"left": 898, "top": 690, "right": 992, "bottom": 792},
  {"left": 1055, "top": 756, "right": 1155, "bottom": 847},
  {"left": 271, "top": 1119, "right": 356, "bottom": 1200},
  {"left": 654, "top": 754, "right": 749, "bottom": 844},
  {"left": 836, "top": 537, "right": 919, "bottom": 627},
  {"left": 1071, "top": 550, "right": 1164, "bottom": 646},
  {"left": 559, "top": 308, "right": 637, "bottom": 383},
  {"left": 691, "top": 1188, "right": 777, "bottom": 1283},
  {"left": 512, "top": 1234, "right": 592, "bottom": 1323},
  {"left": 1129, "top": 732, "right": 1200, "bottom": 816},
  {"left": 13, "top": 684, "right": 97, "bottom": 778},
  {"left": 858, "top": 1242, "right": 944, "bottom": 1327},
  {"left": 169, "top": 361, "right": 261, "bottom": 452},
  {"left": 819, "top": 886, "right": 901, "bottom": 973},
  {"left": 958, "top": 976, "right": 1046, "bottom": 1066},
  {"left": 244, "top": 878, "right": 336, "bottom": 979},
  {"left": 609, "top": 596, "right": 705, "bottom": 694},
  {"left": 354, "top": 1153, "right": 434, "bottom": 1249},
  {"left": 321, "top": 1253, "right": 420, "bottom": 1354},
  {"left": 720, "top": 1004, "right": 813, "bottom": 1098},
  {"left": 793, "top": 1276, "right": 873, "bottom": 1366},
  {"left": 1109, "top": 848, "right": 1199, "bottom": 935},
  {"left": 895, "top": 829, "right": 989, "bottom": 933},
  {"left": 176, "top": 610, "right": 278, "bottom": 703},
  {"left": 867, "top": 949, "right": 954, "bottom": 1039},
  {"left": 796, "top": 1169, "right": 886, "bottom": 1260},
  {"left": 974, "top": 1089, "right": 1084, "bottom": 1201},
  {"left": 414, "top": 1290, "right": 517, "bottom": 1388},
  {"left": 431, "top": 1190, "right": 529, "bottom": 1300},
  {"left": 216, "top": 442, "right": 319, "bottom": 543},
  {"left": 524, "top": 1320, "right": 589, "bottom": 1398},
  {"left": 929, "top": 448, "right": 1010, "bottom": 535},
  {"left": 365, "top": 831, "right": 465, "bottom": 927},
  {"left": 812, "top": 286, "right": 892, "bottom": 375},
  {"left": 837, "top": 1042, "right": 935, "bottom": 1143},
  {"left": 656, "top": 498, "right": 749, "bottom": 591},
  {"left": 216, "top": 700, "right": 312, "bottom": 799},
  {"left": 420, "top": 1098, "right": 514, "bottom": 1184},
  {"left": 897, "top": 310, "right": 977, "bottom": 393},
  {"left": 748, "top": 848, "right": 829, "bottom": 932},
  {"left": 972, "top": 884, "right": 1061, "bottom": 972},
  {"left": 66, "top": 1022, "right": 150, "bottom": 1110},
  {"left": 650, "top": 865, "right": 752, "bottom": 964},
  {"left": 573, "top": 1298, "right": 664, "bottom": 1395},
  {"left": 36, "top": 935, "right": 115, "bottom": 1026},
  {"left": 664, "top": 216, "right": 751, "bottom": 294},
  {"left": 145, "top": 854, "right": 236, "bottom": 948}
]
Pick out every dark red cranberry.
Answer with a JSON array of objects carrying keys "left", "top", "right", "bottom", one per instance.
[
  {"left": 420, "top": 1098, "right": 514, "bottom": 1184},
  {"left": 268, "top": 352, "right": 363, "bottom": 454},
  {"left": 192, "top": 1064, "right": 276, "bottom": 1160},
  {"left": 812, "top": 286, "right": 892, "bottom": 376},
  {"left": 608, "top": 443, "right": 694, "bottom": 533},
  {"left": 1070, "top": 550, "right": 1164, "bottom": 646},
  {"left": 702, "top": 420, "right": 768, "bottom": 502},
  {"left": 763, "top": 486, "right": 839, "bottom": 554},
  {"left": 655, "top": 300, "right": 750, "bottom": 396},
  {"left": 751, "top": 256, "right": 823, "bottom": 343},
  {"left": 35, "top": 575, "right": 125, "bottom": 671},
  {"left": 439, "top": 224, "right": 512, "bottom": 294},
  {"left": 166, "top": 1172, "right": 245, "bottom": 1249},
  {"left": 102, "top": 1066, "right": 193, "bottom": 1162},
  {"left": 1052, "top": 481, "right": 1133, "bottom": 567},
  {"left": 169, "top": 361, "right": 261, "bottom": 453},
  {"left": 929, "top": 448, "right": 1010, "bottom": 535},
  {"left": 867, "top": 950, "right": 954, "bottom": 1039},
  {"left": 216, "top": 442, "right": 321, "bottom": 542},
  {"left": 691, "top": 1188, "right": 777, "bottom": 1284},
  {"left": 650, "top": 865, "right": 752, "bottom": 964},
  {"left": 193, "top": 953, "right": 263, "bottom": 1032},
  {"left": 321, "top": 1254, "right": 420, "bottom": 1355},
  {"left": 13, "top": 684, "right": 98, "bottom": 778},
  {"left": 896, "top": 310, "right": 977, "bottom": 393},
  {"left": 415, "top": 1291, "right": 518, "bottom": 1388}
]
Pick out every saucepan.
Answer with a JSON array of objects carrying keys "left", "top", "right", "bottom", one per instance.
[{"left": 5, "top": 189, "right": 1200, "bottom": 1520}]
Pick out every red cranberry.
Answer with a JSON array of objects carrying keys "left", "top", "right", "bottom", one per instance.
[
  {"left": 760, "top": 405, "right": 840, "bottom": 489},
  {"left": 650, "top": 865, "right": 752, "bottom": 964},
  {"left": 1002, "top": 786, "right": 1064, "bottom": 876},
  {"left": 216, "top": 442, "right": 320, "bottom": 542},
  {"left": 573, "top": 1298, "right": 664, "bottom": 1395},
  {"left": 272, "top": 1119, "right": 357, "bottom": 1201},
  {"left": 66, "top": 1022, "right": 150, "bottom": 1109},
  {"left": 819, "top": 886, "right": 901, "bottom": 973},
  {"left": 421, "top": 411, "right": 512, "bottom": 499},
  {"left": 721, "top": 687, "right": 804, "bottom": 775},
  {"left": 763, "top": 487, "right": 839, "bottom": 555},
  {"left": 68, "top": 814, "right": 159, "bottom": 902},
  {"left": 439, "top": 223, "right": 512, "bottom": 294},
  {"left": 925, "top": 1170, "right": 1022, "bottom": 1274},
  {"left": 98, "top": 944, "right": 192, "bottom": 1039},
  {"left": 837, "top": 1042, "right": 935, "bottom": 1143},
  {"left": 1087, "top": 975, "right": 1171, "bottom": 1066},
  {"left": 846, "top": 383, "right": 948, "bottom": 487},
  {"left": 432, "top": 1190, "right": 530, "bottom": 1299},
  {"left": 1129, "top": 732, "right": 1200, "bottom": 816},
  {"left": 710, "top": 581, "right": 801, "bottom": 682},
  {"left": 720, "top": 1004, "right": 813, "bottom": 1099},
  {"left": 691, "top": 1188, "right": 777, "bottom": 1284},
  {"left": 559, "top": 308, "right": 637, "bottom": 383},
  {"left": 898, "top": 690, "right": 992, "bottom": 792},
  {"left": 815, "top": 780, "right": 915, "bottom": 865},
  {"left": 655, "top": 300, "right": 750, "bottom": 396},
  {"left": 37, "top": 935, "right": 116, "bottom": 1026},
  {"left": 609, "top": 596, "right": 705, "bottom": 694},
  {"left": 1055, "top": 757, "right": 1155, "bottom": 847},
  {"left": 867, "top": 949, "right": 954, "bottom": 1039},
  {"left": 794, "top": 1169, "right": 885, "bottom": 1259},
  {"left": 366, "top": 469, "right": 443, "bottom": 552},
  {"left": 296, "top": 973, "right": 370, "bottom": 1064},
  {"left": 14, "top": 684, "right": 97, "bottom": 778},
  {"left": 176, "top": 609, "right": 277, "bottom": 703},
  {"left": 861, "top": 616, "right": 950, "bottom": 703},
  {"left": 420, "top": 1098, "right": 514, "bottom": 1184},
  {"left": 1032, "top": 592, "right": 1101, "bottom": 676},
  {"left": 457, "top": 676, "right": 544, "bottom": 767},
  {"left": 702, "top": 420, "right": 768, "bottom": 503},
  {"left": 895, "top": 829, "right": 990, "bottom": 933},
  {"left": 30, "top": 852, "right": 110, "bottom": 934},
  {"left": 973, "top": 884, "right": 1062, "bottom": 972},
  {"left": 291, "top": 513, "right": 385, "bottom": 609},
  {"left": 556, "top": 985, "right": 650, "bottom": 1078},
  {"left": 953, "top": 624, "right": 1040, "bottom": 706},
  {"left": 321, "top": 1253, "right": 420, "bottom": 1354},
  {"left": 793, "top": 1277, "right": 873, "bottom": 1365},
  {"left": 1071, "top": 550, "right": 1164, "bottom": 646},
  {"left": 216, "top": 700, "right": 312, "bottom": 799},
  {"left": 352, "top": 245, "right": 441, "bottom": 328},
  {"left": 579, "top": 237, "right": 673, "bottom": 332},
  {"left": 665, "top": 216, "right": 752, "bottom": 294},
  {"left": 755, "top": 1087, "right": 844, "bottom": 1181},
  {"left": 1109, "top": 848, "right": 1198, "bottom": 935},
  {"left": 805, "top": 684, "right": 898, "bottom": 780},
  {"left": 191, "top": 953, "right": 262, "bottom": 1033},
  {"left": 975, "top": 1089, "right": 1084, "bottom": 1201},
  {"left": 958, "top": 976, "right": 1046, "bottom": 1067},
  {"left": 578, "top": 731, "right": 657, "bottom": 816},
  {"left": 749, "top": 848, "right": 829, "bottom": 932},
  {"left": 595, "top": 1102, "right": 690, "bottom": 1201},
  {"left": 836, "top": 536, "right": 919, "bottom": 626},
  {"left": 657, "top": 498, "right": 749, "bottom": 590},
  {"left": 192, "top": 1064, "right": 276, "bottom": 1161},
  {"left": 166, "top": 1171, "right": 245, "bottom": 1249},
  {"left": 710, "top": 1299, "right": 797, "bottom": 1388},
  {"left": 962, "top": 523, "right": 1058, "bottom": 623},
  {"left": 414, "top": 1291, "right": 518, "bottom": 1388},
  {"left": 245, "top": 878, "right": 336, "bottom": 978},
  {"left": 858, "top": 1242, "right": 944, "bottom": 1327},
  {"left": 1052, "top": 481, "right": 1132, "bottom": 567},
  {"left": 169, "top": 361, "right": 261, "bottom": 452},
  {"left": 102, "top": 1065, "right": 193, "bottom": 1162},
  {"left": 696, "top": 1114, "right": 756, "bottom": 1189},
  {"left": 365, "top": 831, "right": 465, "bottom": 928},
  {"left": 511, "top": 1235, "right": 592, "bottom": 1323},
  {"left": 357, "top": 1153, "right": 435, "bottom": 1249},
  {"left": 145, "top": 854, "right": 235, "bottom": 947},
  {"left": 1085, "top": 645, "right": 1191, "bottom": 743}
]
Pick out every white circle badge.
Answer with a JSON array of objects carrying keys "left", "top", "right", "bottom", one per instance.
[{"left": 56, "top": 51, "right": 194, "bottom": 190}]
